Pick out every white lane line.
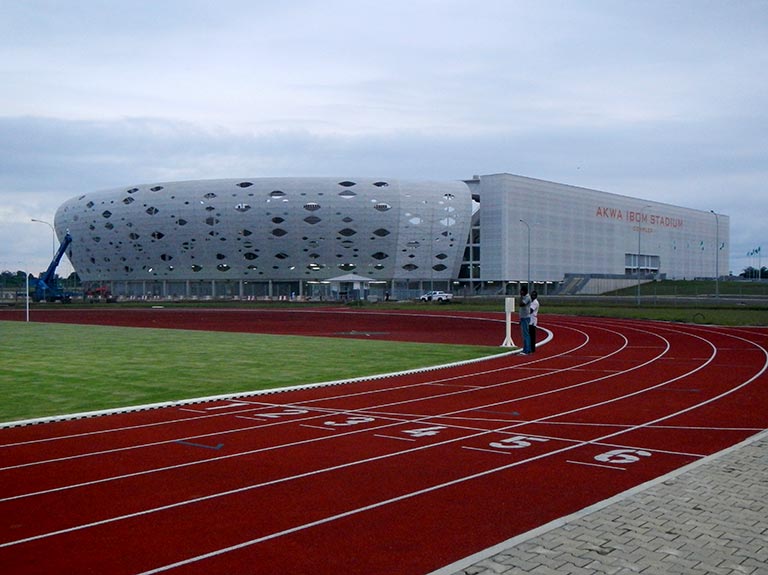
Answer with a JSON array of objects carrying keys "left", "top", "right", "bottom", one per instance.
[
  {"left": 300, "top": 424, "right": 338, "bottom": 432},
  {"left": 135, "top": 362, "right": 768, "bottom": 575},
  {"left": 567, "top": 460, "right": 626, "bottom": 471},
  {"left": 0, "top": 317, "right": 711, "bottom": 507},
  {"left": 0, "top": 339, "right": 525, "bottom": 449},
  {"left": 0, "top": 313, "right": 518, "bottom": 438},
  {"left": 462, "top": 446, "right": 510, "bottom": 456},
  {"left": 0, "top": 324, "right": 594, "bottom": 467},
  {"left": 0, "top": 322, "right": 662, "bottom": 494},
  {"left": 3, "top": 321, "right": 765, "bottom": 559},
  {"left": 0, "top": 321, "right": 608, "bottom": 481},
  {"left": 0, "top": 324, "right": 728, "bottom": 536},
  {"left": 375, "top": 434, "right": 416, "bottom": 442}
]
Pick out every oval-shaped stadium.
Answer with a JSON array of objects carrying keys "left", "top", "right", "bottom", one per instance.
[{"left": 54, "top": 177, "right": 473, "bottom": 300}]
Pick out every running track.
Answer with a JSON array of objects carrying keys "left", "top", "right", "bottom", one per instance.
[{"left": 1, "top": 308, "right": 767, "bottom": 574}]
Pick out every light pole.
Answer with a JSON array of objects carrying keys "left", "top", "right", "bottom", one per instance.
[
  {"left": 25, "top": 268, "right": 30, "bottom": 322},
  {"left": 636, "top": 205, "right": 651, "bottom": 306},
  {"left": 31, "top": 218, "right": 56, "bottom": 259},
  {"left": 710, "top": 210, "right": 720, "bottom": 298},
  {"left": 520, "top": 219, "right": 531, "bottom": 291}
]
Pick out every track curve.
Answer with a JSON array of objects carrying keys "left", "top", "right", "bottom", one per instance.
[{"left": 1, "top": 310, "right": 767, "bottom": 574}]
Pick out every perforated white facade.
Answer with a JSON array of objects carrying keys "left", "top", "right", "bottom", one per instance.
[{"left": 54, "top": 177, "right": 472, "bottom": 298}]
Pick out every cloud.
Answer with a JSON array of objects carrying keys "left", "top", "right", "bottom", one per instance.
[
  {"left": 2, "top": 111, "right": 764, "bottom": 275},
  {"left": 1, "top": 0, "right": 766, "bottom": 276}
]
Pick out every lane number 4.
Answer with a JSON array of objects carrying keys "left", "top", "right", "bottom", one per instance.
[{"left": 402, "top": 426, "right": 447, "bottom": 438}]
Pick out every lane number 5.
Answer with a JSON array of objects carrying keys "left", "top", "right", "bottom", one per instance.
[{"left": 489, "top": 435, "right": 549, "bottom": 449}]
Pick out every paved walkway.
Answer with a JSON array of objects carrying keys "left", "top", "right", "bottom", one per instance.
[{"left": 440, "top": 430, "right": 768, "bottom": 575}]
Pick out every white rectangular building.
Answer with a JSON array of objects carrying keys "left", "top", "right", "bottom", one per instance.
[{"left": 465, "top": 174, "right": 729, "bottom": 287}]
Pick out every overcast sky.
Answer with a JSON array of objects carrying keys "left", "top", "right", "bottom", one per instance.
[{"left": 1, "top": 0, "right": 766, "bottom": 277}]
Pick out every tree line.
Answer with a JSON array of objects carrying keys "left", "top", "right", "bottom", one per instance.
[
  {"left": 741, "top": 267, "right": 768, "bottom": 280},
  {"left": 0, "top": 270, "right": 81, "bottom": 289}
]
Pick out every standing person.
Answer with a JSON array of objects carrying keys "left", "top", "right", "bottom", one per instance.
[
  {"left": 529, "top": 290, "right": 539, "bottom": 353},
  {"left": 519, "top": 285, "right": 532, "bottom": 354}
]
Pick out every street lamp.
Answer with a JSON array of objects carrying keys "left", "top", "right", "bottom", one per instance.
[
  {"left": 31, "top": 218, "right": 56, "bottom": 259},
  {"left": 25, "top": 267, "right": 30, "bottom": 322},
  {"left": 520, "top": 219, "right": 531, "bottom": 291},
  {"left": 711, "top": 210, "right": 720, "bottom": 298},
  {"left": 636, "top": 205, "right": 651, "bottom": 306}
]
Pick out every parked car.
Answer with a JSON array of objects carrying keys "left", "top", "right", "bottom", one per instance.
[{"left": 419, "top": 290, "right": 454, "bottom": 303}]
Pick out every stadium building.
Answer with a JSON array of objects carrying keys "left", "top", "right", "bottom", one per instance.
[{"left": 54, "top": 173, "right": 729, "bottom": 300}]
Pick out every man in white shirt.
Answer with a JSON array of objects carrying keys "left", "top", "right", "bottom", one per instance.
[
  {"left": 519, "top": 286, "right": 532, "bottom": 354},
  {"left": 529, "top": 290, "right": 539, "bottom": 353}
]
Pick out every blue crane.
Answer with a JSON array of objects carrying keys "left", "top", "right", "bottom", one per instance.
[{"left": 32, "top": 231, "right": 74, "bottom": 302}]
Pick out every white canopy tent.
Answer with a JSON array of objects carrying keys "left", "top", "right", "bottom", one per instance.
[{"left": 325, "top": 273, "right": 374, "bottom": 300}]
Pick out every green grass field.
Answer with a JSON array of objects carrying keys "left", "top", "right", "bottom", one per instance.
[
  {"left": 3, "top": 286, "right": 767, "bottom": 424},
  {"left": 0, "top": 321, "right": 504, "bottom": 424}
]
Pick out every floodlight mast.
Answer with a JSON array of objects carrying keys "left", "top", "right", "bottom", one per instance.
[
  {"left": 711, "top": 210, "right": 720, "bottom": 298},
  {"left": 636, "top": 205, "right": 651, "bottom": 306},
  {"left": 31, "top": 218, "right": 55, "bottom": 259},
  {"left": 520, "top": 219, "right": 531, "bottom": 291}
]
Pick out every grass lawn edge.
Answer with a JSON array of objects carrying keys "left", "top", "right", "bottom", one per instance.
[{"left": 1, "top": 346, "right": 519, "bottom": 429}]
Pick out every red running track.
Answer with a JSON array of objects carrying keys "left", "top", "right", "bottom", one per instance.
[{"left": 1, "top": 309, "right": 767, "bottom": 574}]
